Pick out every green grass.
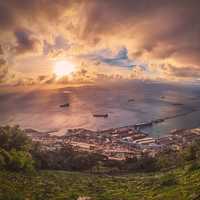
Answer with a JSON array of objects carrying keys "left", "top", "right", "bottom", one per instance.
[{"left": 1, "top": 166, "right": 200, "bottom": 200}]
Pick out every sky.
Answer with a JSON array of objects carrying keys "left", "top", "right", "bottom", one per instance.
[{"left": 0, "top": 0, "right": 200, "bottom": 85}]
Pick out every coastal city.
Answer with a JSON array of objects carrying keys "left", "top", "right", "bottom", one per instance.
[{"left": 25, "top": 123, "right": 200, "bottom": 160}]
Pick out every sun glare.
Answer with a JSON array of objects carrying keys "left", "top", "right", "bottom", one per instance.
[{"left": 53, "top": 60, "right": 75, "bottom": 78}]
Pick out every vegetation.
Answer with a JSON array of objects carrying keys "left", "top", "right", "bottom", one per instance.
[
  {"left": 1, "top": 165, "right": 200, "bottom": 200},
  {"left": 32, "top": 145, "right": 106, "bottom": 171},
  {"left": 0, "top": 126, "right": 34, "bottom": 173},
  {"left": 1, "top": 125, "right": 200, "bottom": 199},
  {"left": 0, "top": 126, "right": 106, "bottom": 172}
]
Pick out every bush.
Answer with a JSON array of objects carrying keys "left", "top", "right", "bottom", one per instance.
[
  {"left": 187, "top": 162, "right": 200, "bottom": 172},
  {"left": 0, "top": 192, "right": 25, "bottom": 200},
  {"left": 183, "top": 145, "right": 197, "bottom": 161},
  {"left": 0, "top": 126, "right": 35, "bottom": 173},
  {"left": 156, "top": 149, "right": 184, "bottom": 170},
  {"left": 124, "top": 155, "right": 158, "bottom": 172},
  {"left": 0, "top": 148, "right": 11, "bottom": 169},
  {"left": 0, "top": 154, "right": 5, "bottom": 169},
  {"left": 159, "top": 173, "right": 177, "bottom": 187},
  {"left": 0, "top": 126, "right": 32, "bottom": 151},
  {"left": 182, "top": 140, "right": 200, "bottom": 162},
  {"left": 2, "top": 125, "right": 200, "bottom": 175},
  {"left": 0, "top": 184, "right": 25, "bottom": 200},
  {"left": 32, "top": 145, "right": 106, "bottom": 171},
  {"left": 8, "top": 150, "right": 35, "bottom": 173}
]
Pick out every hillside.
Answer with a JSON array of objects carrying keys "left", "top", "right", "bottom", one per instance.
[
  {"left": 1, "top": 126, "right": 200, "bottom": 200},
  {"left": 1, "top": 165, "right": 200, "bottom": 200}
]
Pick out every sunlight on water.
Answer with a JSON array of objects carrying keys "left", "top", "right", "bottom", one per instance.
[{"left": 1, "top": 81, "right": 200, "bottom": 136}]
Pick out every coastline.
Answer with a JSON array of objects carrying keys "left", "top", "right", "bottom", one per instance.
[{"left": 24, "top": 109, "right": 200, "bottom": 160}]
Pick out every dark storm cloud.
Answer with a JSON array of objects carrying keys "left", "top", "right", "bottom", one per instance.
[
  {"left": 0, "top": 0, "right": 199, "bottom": 62},
  {"left": 0, "top": 0, "right": 200, "bottom": 83},
  {"left": 83, "top": 0, "right": 200, "bottom": 37},
  {"left": 82, "top": 0, "right": 200, "bottom": 67},
  {"left": 0, "top": 0, "right": 74, "bottom": 30},
  {"left": 82, "top": 0, "right": 167, "bottom": 34},
  {"left": 14, "top": 28, "right": 41, "bottom": 54},
  {"left": 0, "top": 0, "right": 77, "bottom": 66},
  {"left": 0, "top": 2, "right": 14, "bottom": 29},
  {"left": 43, "top": 36, "right": 70, "bottom": 56}
]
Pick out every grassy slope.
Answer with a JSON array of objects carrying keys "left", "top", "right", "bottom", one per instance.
[{"left": 0, "top": 167, "right": 200, "bottom": 200}]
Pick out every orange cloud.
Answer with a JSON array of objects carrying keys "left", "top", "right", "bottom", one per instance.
[{"left": 0, "top": 0, "right": 200, "bottom": 84}]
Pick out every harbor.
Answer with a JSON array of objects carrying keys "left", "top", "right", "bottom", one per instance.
[
  {"left": 25, "top": 119, "right": 200, "bottom": 160},
  {"left": 2, "top": 81, "right": 200, "bottom": 137}
]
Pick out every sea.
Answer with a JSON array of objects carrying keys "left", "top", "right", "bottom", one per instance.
[{"left": 1, "top": 80, "right": 200, "bottom": 137}]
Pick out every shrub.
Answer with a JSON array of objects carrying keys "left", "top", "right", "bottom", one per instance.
[
  {"left": 183, "top": 145, "right": 197, "bottom": 161},
  {"left": 124, "top": 155, "right": 158, "bottom": 172},
  {"left": 0, "top": 125, "right": 32, "bottom": 151},
  {"left": 8, "top": 149, "right": 35, "bottom": 173},
  {"left": 0, "top": 189, "right": 25, "bottom": 200},
  {"left": 0, "top": 154, "right": 5, "bottom": 169},
  {"left": 0, "top": 126, "right": 35, "bottom": 173},
  {"left": 159, "top": 173, "right": 177, "bottom": 187},
  {"left": 180, "top": 140, "right": 200, "bottom": 162},
  {"left": 187, "top": 162, "right": 200, "bottom": 172},
  {"left": 0, "top": 148, "right": 11, "bottom": 169}
]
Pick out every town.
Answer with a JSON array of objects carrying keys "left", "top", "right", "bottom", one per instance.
[{"left": 25, "top": 125, "right": 200, "bottom": 160}]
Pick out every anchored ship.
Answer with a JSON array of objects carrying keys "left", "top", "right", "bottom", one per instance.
[
  {"left": 93, "top": 114, "right": 108, "bottom": 118},
  {"left": 60, "top": 103, "right": 70, "bottom": 108}
]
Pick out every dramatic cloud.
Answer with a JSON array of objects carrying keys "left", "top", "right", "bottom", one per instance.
[
  {"left": 81, "top": 0, "right": 200, "bottom": 67},
  {"left": 0, "top": 0, "right": 74, "bottom": 29},
  {"left": 43, "top": 36, "right": 70, "bottom": 58},
  {"left": 0, "top": 0, "right": 200, "bottom": 84},
  {"left": 161, "top": 64, "right": 200, "bottom": 79},
  {"left": 14, "top": 28, "right": 41, "bottom": 55},
  {"left": 83, "top": 47, "right": 135, "bottom": 68}
]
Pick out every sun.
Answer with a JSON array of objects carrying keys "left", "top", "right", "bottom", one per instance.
[{"left": 53, "top": 60, "right": 75, "bottom": 77}]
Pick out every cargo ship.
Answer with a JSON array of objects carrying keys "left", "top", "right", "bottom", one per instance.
[
  {"left": 93, "top": 114, "right": 108, "bottom": 118},
  {"left": 60, "top": 103, "right": 70, "bottom": 108},
  {"left": 128, "top": 98, "right": 135, "bottom": 102}
]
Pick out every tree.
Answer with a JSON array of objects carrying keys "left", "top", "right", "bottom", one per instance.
[
  {"left": 0, "top": 148, "right": 11, "bottom": 169},
  {"left": 0, "top": 125, "right": 32, "bottom": 151},
  {"left": 0, "top": 126, "right": 35, "bottom": 172},
  {"left": 8, "top": 149, "right": 35, "bottom": 173}
]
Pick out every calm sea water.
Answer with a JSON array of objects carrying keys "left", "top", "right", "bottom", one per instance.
[{"left": 1, "top": 81, "right": 200, "bottom": 137}]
